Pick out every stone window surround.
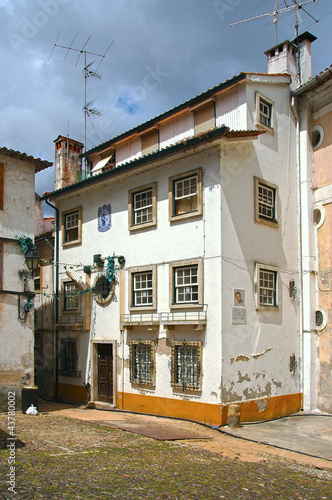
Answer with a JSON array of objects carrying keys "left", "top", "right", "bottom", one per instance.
[
  {"left": 128, "top": 182, "right": 157, "bottom": 231},
  {"left": 168, "top": 167, "right": 203, "bottom": 222},
  {"left": 169, "top": 258, "right": 204, "bottom": 310},
  {"left": 61, "top": 206, "right": 82, "bottom": 247},
  {"left": 128, "top": 264, "right": 157, "bottom": 312}
]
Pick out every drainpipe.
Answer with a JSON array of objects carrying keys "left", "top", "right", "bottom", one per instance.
[
  {"left": 291, "top": 96, "right": 304, "bottom": 407},
  {"left": 45, "top": 198, "right": 60, "bottom": 401}
]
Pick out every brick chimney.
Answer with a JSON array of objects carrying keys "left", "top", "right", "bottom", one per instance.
[{"left": 54, "top": 135, "right": 84, "bottom": 190}]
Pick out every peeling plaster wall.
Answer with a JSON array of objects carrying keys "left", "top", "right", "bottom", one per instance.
[
  {"left": 220, "top": 82, "right": 300, "bottom": 405},
  {"left": 0, "top": 155, "right": 36, "bottom": 410}
]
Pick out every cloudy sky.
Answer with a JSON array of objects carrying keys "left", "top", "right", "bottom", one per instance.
[{"left": 0, "top": 0, "right": 331, "bottom": 202}]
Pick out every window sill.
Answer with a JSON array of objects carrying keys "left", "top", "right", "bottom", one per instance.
[
  {"left": 256, "top": 305, "right": 279, "bottom": 311},
  {"left": 62, "top": 239, "right": 82, "bottom": 248},
  {"left": 255, "top": 217, "right": 279, "bottom": 229},
  {"left": 256, "top": 122, "right": 274, "bottom": 134},
  {"left": 169, "top": 210, "right": 202, "bottom": 223},
  {"left": 129, "top": 221, "right": 157, "bottom": 232}
]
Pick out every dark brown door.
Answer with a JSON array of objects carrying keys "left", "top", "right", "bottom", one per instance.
[{"left": 98, "top": 344, "right": 113, "bottom": 403}]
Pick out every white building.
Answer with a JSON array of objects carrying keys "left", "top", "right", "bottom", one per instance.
[
  {"left": 42, "top": 36, "right": 319, "bottom": 424},
  {"left": 0, "top": 147, "right": 52, "bottom": 411}
]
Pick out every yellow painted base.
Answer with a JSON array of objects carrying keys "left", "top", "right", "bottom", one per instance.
[
  {"left": 117, "top": 392, "right": 302, "bottom": 426},
  {"left": 56, "top": 383, "right": 87, "bottom": 404}
]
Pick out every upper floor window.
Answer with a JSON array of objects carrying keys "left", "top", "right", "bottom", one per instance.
[
  {"left": 255, "top": 93, "right": 274, "bottom": 132},
  {"left": 128, "top": 183, "right": 157, "bottom": 231},
  {"left": 170, "top": 258, "right": 203, "bottom": 309},
  {"left": 129, "top": 265, "right": 157, "bottom": 311},
  {"left": 133, "top": 271, "right": 153, "bottom": 306},
  {"left": 62, "top": 207, "right": 82, "bottom": 246},
  {"left": 175, "top": 265, "right": 198, "bottom": 304},
  {"left": 64, "top": 281, "right": 79, "bottom": 311},
  {"left": 169, "top": 168, "right": 203, "bottom": 222},
  {"left": 255, "top": 264, "right": 278, "bottom": 309},
  {"left": 254, "top": 177, "right": 278, "bottom": 228}
]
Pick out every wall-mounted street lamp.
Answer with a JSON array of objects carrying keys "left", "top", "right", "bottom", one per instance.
[
  {"left": 18, "top": 250, "right": 40, "bottom": 321},
  {"left": 25, "top": 250, "right": 40, "bottom": 273}
]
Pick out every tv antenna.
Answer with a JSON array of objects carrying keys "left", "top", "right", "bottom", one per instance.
[
  {"left": 230, "top": 1, "right": 318, "bottom": 46},
  {"left": 49, "top": 32, "right": 114, "bottom": 156}
]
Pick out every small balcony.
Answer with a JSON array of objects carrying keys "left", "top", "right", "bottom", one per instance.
[
  {"left": 55, "top": 315, "right": 84, "bottom": 331},
  {"left": 161, "top": 307, "right": 207, "bottom": 330},
  {"left": 120, "top": 312, "right": 160, "bottom": 329},
  {"left": 120, "top": 307, "right": 207, "bottom": 331}
]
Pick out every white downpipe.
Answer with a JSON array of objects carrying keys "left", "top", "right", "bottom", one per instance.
[{"left": 291, "top": 96, "right": 303, "bottom": 405}]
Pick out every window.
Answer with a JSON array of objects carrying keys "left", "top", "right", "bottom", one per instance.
[
  {"left": 34, "top": 267, "right": 41, "bottom": 292},
  {"left": 64, "top": 281, "right": 79, "bottom": 311},
  {"left": 129, "top": 265, "right": 157, "bottom": 310},
  {"left": 254, "top": 177, "right": 278, "bottom": 227},
  {"left": 170, "top": 259, "right": 203, "bottom": 309},
  {"left": 59, "top": 338, "right": 81, "bottom": 377},
  {"left": 256, "top": 264, "right": 278, "bottom": 308},
  {"left": 169, "top": 168, "right": 203, "bottom": 221},
  {"left": 175, "top": 266, "right": 198, "bottom": 303},
  {"left": 62, "top": 207, "right": 82, "bottom": 246},
  {"left": 171, "top": 341, "right": 202, "bottom": 391},
  {"left": 129, "top": 340, "right": 155, "bottom": 386},
  {"left": 133, "top": 271, "right": 153, "bottom": 306},
  {"left": 128, "top": 183, "right": 157, "bottom": 231},
  {"left": 255, "top": 93, "right": 274, "bottom": 131}
]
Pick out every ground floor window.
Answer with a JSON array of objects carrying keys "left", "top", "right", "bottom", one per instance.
[
  {"left": 129, "top": 340, "right": 155, "bottom": 386},
  {"left": 59, "top": 338, "right": 81, "bottom": 377},
  {"left": 171, "top": 341, "right": 202, "bottom": 391}
]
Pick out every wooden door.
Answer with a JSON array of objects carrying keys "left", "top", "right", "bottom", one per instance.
[{"left": 98, "top": 344, "right": 113, "bottom": 403}]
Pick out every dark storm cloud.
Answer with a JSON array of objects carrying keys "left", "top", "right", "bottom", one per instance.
[{"left": 0, "top": 0, "right": 330, "bottom": 196}]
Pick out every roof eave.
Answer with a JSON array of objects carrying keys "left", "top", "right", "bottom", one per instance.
[{"left": 42, "top": 126, "right": 264, "bottom": 201}]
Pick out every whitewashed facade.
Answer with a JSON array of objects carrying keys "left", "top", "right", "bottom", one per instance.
[{"left": 42, "top": 36, "right": 322, "bottom": 424}]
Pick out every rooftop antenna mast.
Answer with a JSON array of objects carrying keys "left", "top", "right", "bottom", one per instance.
[
  {"left": 230, "top": 0, "right": 318, "bottom": 46},
  {"left": 49, "top": 33, "right": 114, "bottom": 157}
]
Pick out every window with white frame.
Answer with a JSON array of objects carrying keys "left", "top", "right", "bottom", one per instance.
[
  {"left": 128, "top": 183, "right": 157, "bottom": 230},
  {"left": 59, "top": 338, "right": 81, "bottom": 377},
  {"left": 256, "top": 264, "right": 278, "bottom": 308},
  {"left": 62, "top": 207, "right": 82, "bottom": 245},
  {"left": 133, "top": 271, "right": 153, "bottom": 306},
  {"left": 174, "top": 265, "right": 198, "bottom": 304},
  {"left": 64, "top": 281, "right": 79, "bottom": 311},
  {"left": 169, "top": 168, "right": 203, "bottom": 221},
  {"left": 254, "top": 177, "right": 278, "bottom": 227},
  {"left": 129, "top": 265, "right": 157, "bottom": 310},
  {"left": 255, "top": 93, "right": 274, "bottom": 131},
  {"left": 171, "top": 341, "right": 202, "bottom": 391},
  {"left": 170, "top": 259, "right": 203, "bottom": 309},
  {"left": 129, "top": 340, "right": 155, "bottom": 386}
]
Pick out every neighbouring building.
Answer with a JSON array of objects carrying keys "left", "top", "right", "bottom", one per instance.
[
  {"left": 293, "top": 64, "right": 332, "bottom": 414},
  {"left": 41, "top": 34, "right": 321, "bottom": 425},
  {"left": 34, "top": 196, "right": 55, "bottom": 399},
  {"left": 0, "top": 147, "right": 52, "bottom": 411}
]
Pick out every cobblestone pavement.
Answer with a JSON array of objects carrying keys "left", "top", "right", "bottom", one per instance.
[{"left": 0, "top": 404, "right": 331, "bottom": 499}]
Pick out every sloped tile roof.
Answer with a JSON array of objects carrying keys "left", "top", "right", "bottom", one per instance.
[{"left": 0, "top": 147, "right": 53, "bottom": 172}]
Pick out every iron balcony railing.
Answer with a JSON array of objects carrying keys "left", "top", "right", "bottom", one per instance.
[
  {"left": 121, "top": 306, "right": 207, "bottom": 326},
  {"left": 120, "top": 313, "right": 160, "bottom": 325}
]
